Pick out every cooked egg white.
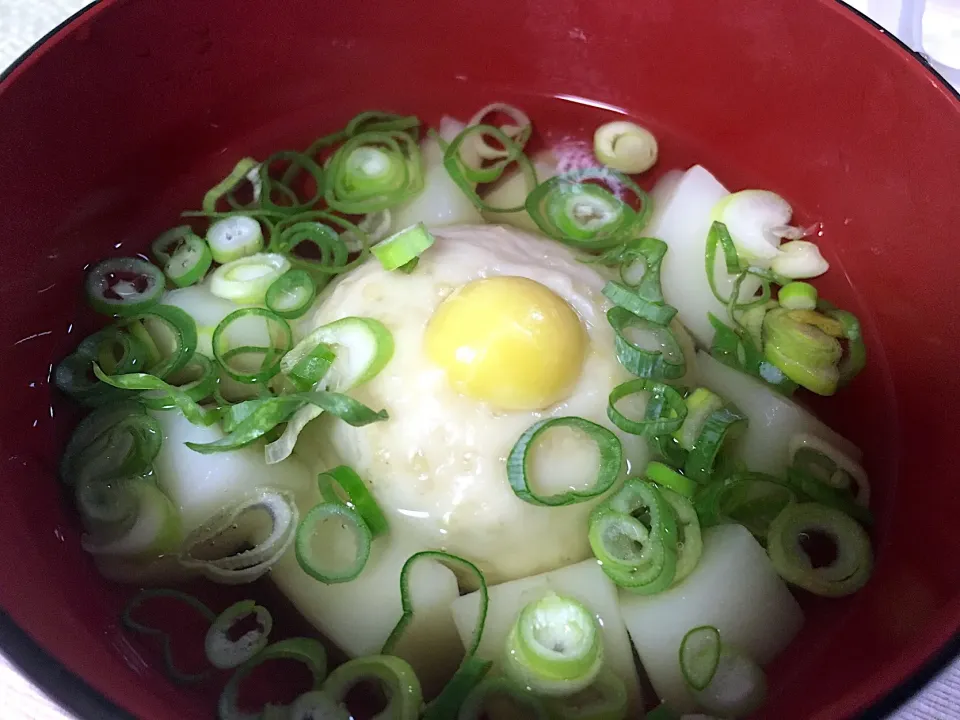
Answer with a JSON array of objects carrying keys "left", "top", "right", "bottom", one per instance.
[{"left": 295, "top": 224, "right": 649, "bottom": 584}]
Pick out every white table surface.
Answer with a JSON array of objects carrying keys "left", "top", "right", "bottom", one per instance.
[{"left": 1, "top": 0, "right": 959, "bottom": 718}]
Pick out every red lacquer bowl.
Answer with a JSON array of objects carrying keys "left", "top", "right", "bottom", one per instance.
[{"left": 0, "top": 0, "right": 958, "bottom": 718}]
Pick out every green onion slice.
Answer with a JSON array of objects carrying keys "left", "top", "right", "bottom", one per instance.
[
  {"left": 785, "top": 467, "right": 873, "bottom": 526},
  {"left": 661, "top": 487, "right": 702, "bottom": 584},
  {"left": 443, "top": 124, "right": 538, "bottom": 212},
  {"left": 152, "top": 225, "right": 199, "bottom": 266},
  {"left": 673, "top": 388, "right": 724, "bottom": 451},
  {"left": 270, "top": 212, "right": 370, "bottom": 276},
  {"left": 317, "top": 465, "right": 389, "bottom": 537},
  {"left": 602, "top": 281, "right": 677, "bottom": 326},
  {"left": 683, "top": 404, "right": 748, "bottom": 483},
  {"left": 421, "top": 656, "right": 492, "bottom": 720},
  {"left": 54, "top": 329, "right": 148, "bottom": 406},
  {"left": 588, "top": 478, "right": 678, "bottom": 594},
  {"left": 255, "top": 150, "right": 325, "bottom": 215},
  {"left": 187, "top": 391, "right": 387, "bottom": 454},
  {"left": 287, "top": 343, "right": 336, "bottom": 391},
  {"left": 295, "top": 502, "right": 372, "bottom": 584},
  {"left": 205, "top": 600, "right": 273, "bottom": 670},
  {"left": 126, "top": 304, "right": 199, "bottom": 379},
  {"left": 212, "top": 307, "right": 293, "bottom": 384},
  {"left": 545, "top": 668, "right": 628, "bottom": 720},
  {"left": 265, "top": 269, "right": 317, "bottom": 320},
  {"left": 649, "top": 432, "right": 689, "bottom": 470},
  {"left": 607, "top": 379, "right": 687, "bottom": 437},
  {"left": 694, "top": 473, "right": 797, "bottom": 539},
  {"left": 617, "top": 237, "right": 669, "bottom": 303},
  {"left": 645, "top": 461, "right": 697, "bottom": 498},
  {"left": 526, "top": 168, "right": 651, "bottom": 251},
  {"left": 180, "top": 490, "right": 298, "bottom": 584},
  {"left": 607, "top": 307, "right": 686, "bottom": 380},
  {"left": 207, "top": 215, "right": 265, "bottom": 264},
  {"left": 465, "top": 102, "right": 533, "bottom": 160},
  {"left": 820, "top": 303, "right": 867, "bottom": 388},
  {"left": 321, "top": 655, "right": 422, "bottom": 720},
  {"left": 60, "top": 403, "right": 161, "bottom": 485},
  {"left": 93, "top": 364, "right": 217, "bottom": 426},
  {"left": 503, "top": 592, "right": 603, "bottom": 696},
  {"left": 372, "top": 222, "right": 436, "bottom": 271},
  {"left": 767, "top": 502, "right": 873, "bottom": 597},
  {"left": 287, "top": 692, "right": 347, "bottom": 720},
  {"left": 80, "top": 479, "right": 181, "bottom": 558},
  {"left": 324, "top": 130, "right": 423, "bottom": 214},
  {"left": 762, "top": 307, "right": 843, "bottom": 396},
  {"left": 708, "top": 313, "right": 798, "bottom": 396},
  {"left": 382, "top": 551, "right": 488, "bottom": 656},
  {"left": 679, "top": 625, "right": 721, "bottom": 691},
  {"left": 218, "top": 638, "right": 327, "bottom": 720},
  {"left": 779, "top": 281, "right": 818, "bottom": 311},
  {"left": 704, "top": 221, "right": 771, "bottom": 309},
  {"left": 165, "top": 233, "right": 213, "bottom": 288},
  {"left": 140, "top": 352, "right": 217, "bottom": 410},
  {"left": 204, "top": 157, "right": 259, "bottom": 214},
  {"left": 789, "top": 433, "right": 869, "bottom": 505},
  {"left": 346, "top": 110, "right": 421, "bottom": 137},
  {"left": 121, "top": 589, "right": 216, "bottom": 685},
  {"left": 283, "top": 317, "right": 395, "bottom": 391},
  {"left": 459, "top": 676, "right": 549, "bottom": 719},
  {"left": 507, "top": 417, "right": 622, "bottom": 507},
  {"left": 85, "top": 257, "right": 165, "bottom": 317},
  {"left": 209, "top": 252, "right": 291, "bottom": 305}
]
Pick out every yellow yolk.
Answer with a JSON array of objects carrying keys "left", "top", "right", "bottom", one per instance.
[{"left": 425, "top": 276, "right": 587, "bottom": 410}]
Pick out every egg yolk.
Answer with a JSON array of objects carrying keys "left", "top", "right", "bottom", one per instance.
[{"left": 425, "top": 276, "right": 587, "bottom": 410}]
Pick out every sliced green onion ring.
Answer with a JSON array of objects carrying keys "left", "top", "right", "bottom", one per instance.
[
  {"left": 465, "top": 102, "right": 533, "bottom": 159},
  {"left": 140, "top": 353, "right": 217, "bottom": 409},
  {"left": 296, "top": 502, "right": 372, "bottom": 584},
  {"left": 618, "top": 236, "right": 669, "bottom": 303},
  {"left": 763, "top": 307, "right": 842, "bottom": 396},
  {"left": 372, "top": 222, "right": 436, "bottom": 271},
  {"left": 602, "top": 281, "right": 677, "bottom": 326},
  {"left": 785, "top": 467, "right": 873, "bottom": 526},
  {"left": 507, "top": 417, "right": 622, "bottom": 507},
  {"left": 61, "top": 403, "right": 161, "bottom": 485},
  {"left": 271, "top": 212, "right": 370, "bottom": 276},
  {"left": 205, "top": 600, "right": 273, "bottom": 670},
  {"left": 218, "top": 638, "right": 327, "bottom": 720},
  {"left": 679, "top": 625, "right": 721, "bottom": 691},
  {"left": 443, "top": 124, "right": 537, "bottom": 212},
  {"left": 673, "top": 388, "right": 724, "bottom": 451},
  {"left": 207, "top": 215, "right": 265, "bottom": 264},
  {"left": 346, "top": 110, "right": 421, "bottom": 137},
  {"left": 661, "top": 488, "right": 702, "bottom": 584},
  {"left": 287, "top": 342, "right": 336, "bottom": 391},
  {"left": 504, "top": 592, "right": 603, "bottom": 696},
  {"left": 282, "top": 316, "right": 395, "bottom": 392},
  {"left": 683, "top": 405, "right": 748, "bottom": 483},
  {"left": 789, "top": 433, "right": 869, "bottom": 505},
  {"left": 204, "top": 157, "right": 259, "bottom": 214},
  {"left": 165, "top": 233, "right": 213, "bottom": 287},
  {"left": 707, "top": 313, "right": 798, "bottom": 396},
  {"left": 125, "top": 305, "right": 199, "bottom": 379},
  {"left": 607, "top": 307, "right": 686, "bottom": 380},
  {"left": 80, "top": 479, "right": 181, "bottom": 558},
  {"left": 382, "top": 552, "right": 488, "bottom": 656},
  {"left": 256, "top": 150, "right": 325, "bottom": 215},
  {"left": 121, "top": 589, "right": 216, "bottom": 685},
  {"left": 820, "top": 303, "right": 867, "bottom": 388},
  {"left": 265, "top": 269, "right": 317, "bottom": 319},
  {"left": 209, "top": 252, "right": 291, "bottom": 304},
  {"left": 317, "top": 465, "right": 389, "bottom": 536},
  {"left": 779, "top": 281, "right": 818, "bottom": 311},
  {"left": 54, "top": 329, "right": 149, "bottom": 406},
  {"left": 85, "top": 257, "right": 165, "bottom": 317},
  {"left": 92, "top": 364, "right": 218, "bottom": 426},
  {"left": 421, "top": 656, "right": 492, "bottom": 720},
  {"left": 694, "top": 473, "right": 797, "bottom": 539},
  {"left": 704, "top": 221, "right": 773, "bottom": 310},
  {"left": 594, "top": 120, "right": 658, "bottom": 174},
  {"left": 321, "top": 655, "right": 423, "bottom": 720},
  {"left": 545, "top": 668, "right": 629, "bottom": 720},
  {"left": 607, "top": 379, "right": 687, "bottom": 437},
  {"left": 180, "top": 490, "right": 298, "bottom": 585},
  {"left": 212, "top": 307, "right": 293, "bottom": 384},
  {"left": 152, "top": 225, "right": 199, "bottom": 266},
  {"left": 527, "top": 168, "right": 651, "bottom": 251},
  {"left": 325, "top": 130, "right": 423, "bottom": 214},
  {"left": 767, "top": 502, "right": 873, "bottom": 597},
  {"left": 645, "top": 461, "right": 697, "bottom": 498},
  {"left": 588, "top": 479, "right": 678, "bottom": 594},
  {"left": 459, "top": 676, "right": 549, "bottom": 719}
]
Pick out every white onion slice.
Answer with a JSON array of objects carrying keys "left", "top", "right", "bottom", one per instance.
[
  {"left": 712, "top": 189, "right": 791, "bottom": 266},
  {"left": 770, "top": 240, "right": 830, "bottom": 279}
]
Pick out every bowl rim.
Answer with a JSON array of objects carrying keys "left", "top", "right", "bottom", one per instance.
[{"left": 1, "top": 1, "right": 958, "bottom": 718}]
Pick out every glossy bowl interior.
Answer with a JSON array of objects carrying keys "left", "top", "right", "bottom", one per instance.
[{"left": 1, "top": 0, "right": 959, "bottom": 718}]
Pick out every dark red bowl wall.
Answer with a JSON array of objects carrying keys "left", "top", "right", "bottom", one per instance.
[{"left": 0, "top": 0, "right": 958, "bottom": 718}]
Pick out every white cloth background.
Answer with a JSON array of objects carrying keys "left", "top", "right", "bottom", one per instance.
[{"left": 0, "top": 0, "right": 958, "bottom": 718}]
